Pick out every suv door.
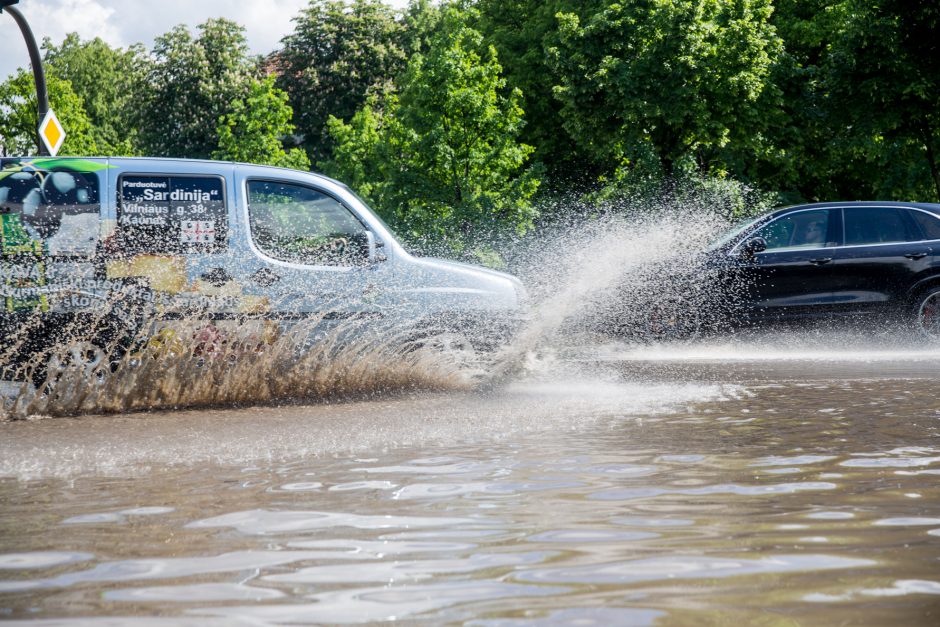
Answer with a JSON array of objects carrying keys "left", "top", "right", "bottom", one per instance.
[
  {"left": 824, "top": 206, "right": 931, "bottom": 315},
  {"left": 736, "top": 208, "right": 842, "bottom": 319}
]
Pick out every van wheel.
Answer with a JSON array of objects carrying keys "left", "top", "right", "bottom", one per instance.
[
  {"left": 428, "top": 332, "right": 476, "bottom": 357},
  {"left": 913, "top": 287, "right": 940, "bottom": 341},
  {"left": 38, "top": 342, "right": 110, "bottom": 392}
]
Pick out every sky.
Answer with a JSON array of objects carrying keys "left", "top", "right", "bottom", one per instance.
[{"left": 0, "top": 0, "right": 410, "bottom": 80}]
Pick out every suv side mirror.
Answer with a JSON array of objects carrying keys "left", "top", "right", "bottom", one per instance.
[{"left": 740, "top": 237, "right": 767, "bottom": 258}]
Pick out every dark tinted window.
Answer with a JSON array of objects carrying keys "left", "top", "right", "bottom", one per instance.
[
  {"left": 116, "top": 175, "right": 227, "bottom": 254},
  {"left": 247, "top": 180, "right": 368, "bottom": 266},
  {"left": 755, "top": 210, "right": 832, "bottom": 250},
  {"left": 843, "top": 207, "right": 914, "bottom": 245},
  {"left": 909, "top": 210, "right": 940, "bottom": 240}
]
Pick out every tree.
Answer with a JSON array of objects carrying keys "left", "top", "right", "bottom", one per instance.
[
  {"left": 476, "top": 0, "right": 597, "bottom": 179},
  {"left": 42, "top": 33, "right": 148, "bottom": 156},
  {"left": 137, "top": 19, "right": 256, "bottom": 159},
  {"left": 400, "top": 0, "right": 444, "bottom": 57},
  {"left": 212, "top": 75, "right": 311, "bottom": 170},
  {"left": 764, "top": 0, "right": 940, "bottom": 203},
  {"left": 821, "top": 0, "right": 940, "bottom": 201},
  {"left": 548, "top": 0, "right": 783, "bottom": 181},
  {"left": 323, "top": 6, "right": 541, "bottom": 256},
  {"left": 275, "top": 0, "right": 407, "bottom": 163},
  {"left": 0, "top": 69, "right": 96, "bottom": 156}
]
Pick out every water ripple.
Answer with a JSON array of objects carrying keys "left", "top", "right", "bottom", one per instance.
[
  {"left": 527, "top": 530, "right": 659, "bottom": 542},
  {"left": 873, "top": 517, "right": 940, "bottom": 526},
  {"left": 186, "top": 509, "right": 495, "bottom": 534},
  {"left": 0, "top": 551, "right": 94, "bottom": 570},
  {"left": 0, "top": 550, "right": 331, "bottom": 593},
  {"left": 752, "top": 455, "right": 836, "bottom": 467},
  {"left": 104, "top": 583, "right": 284, "bottom": 602},
  {"left": 591, "top": 482, "right": 837, "bottom": 501},
  {"left": 469, "top": 607, "right": 666, "bottom": 626},
  {"left": 191, "top": 581, "right": 568, "bottom": 624},
  {"left": 263, "top": 551, "right": 552, "bottom": 584},
  {"left": 515, "top": 554, "right": 875, "bottom": 584}
]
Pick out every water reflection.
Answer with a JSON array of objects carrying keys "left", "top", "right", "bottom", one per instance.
[{"left": 2, "top": 352, "right": 940, "bottom": 624}]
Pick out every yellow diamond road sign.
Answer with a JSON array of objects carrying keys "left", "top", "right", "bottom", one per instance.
[{"left": 38, "top": 109, "right": 65, "bottom": 156}]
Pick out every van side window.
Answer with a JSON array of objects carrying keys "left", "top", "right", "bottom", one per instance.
[
  {"left": 116, "top": 175, "right": 227, "bottom": 255},
  {"left": 247, "top": 180, "right": 369, "bottom": 266},
  {"left": 0, "top": 165, "right": 100, "bottom": 257}
]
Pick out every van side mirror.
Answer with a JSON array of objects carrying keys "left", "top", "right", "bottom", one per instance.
[
  {"left": 741, "top": 237, "right": 767, "bottom": 258},
  {"left": 365, "top": 231, "right": 387, "bottom": 263}
]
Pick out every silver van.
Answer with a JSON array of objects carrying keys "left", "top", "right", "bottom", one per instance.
[{"left": 0, "top": 157, "right": 525, "bottom": 373}]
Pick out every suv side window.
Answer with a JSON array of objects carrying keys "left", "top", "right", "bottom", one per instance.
[
  {"left": 908, "top": 210, "right": 940, "bottom": 241},
  {"left": 754, "top": 210, "right": 834, "bottom": 250},
  {"left": 843, "top": 207, "right": 915, "bottom": 245},
  {"left": 247, "top": 180, "right": 369, "bottom": 266}
]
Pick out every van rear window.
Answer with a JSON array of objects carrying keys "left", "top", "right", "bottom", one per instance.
[
  {"left": 117, "top": 175, "right": 227, "bottom": 254},
  {"left": 0, "top": 160, "right": 101, "bottom": 258}
]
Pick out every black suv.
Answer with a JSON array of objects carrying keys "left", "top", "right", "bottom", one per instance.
[{"left": 699, "top": 201, "right": 940, "bottom": 337}]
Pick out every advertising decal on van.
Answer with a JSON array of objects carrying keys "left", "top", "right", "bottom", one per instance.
[{"left": 1, "top": 158, "right": 109, "bottom": 313}]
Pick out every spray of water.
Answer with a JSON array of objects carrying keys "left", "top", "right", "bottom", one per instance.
[
  {"left": 1, "top": 194, "right": 736, "bottom": 420},
  {"left": 1, "top": 306, "right": 476, "bottom": 420},
  {"left": 484, "top": 200, "right": 731, "bottom": 383}
]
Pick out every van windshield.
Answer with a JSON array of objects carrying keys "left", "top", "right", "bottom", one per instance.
[{"left": 341, "top": 184, "right": 400, "bottom": 241}]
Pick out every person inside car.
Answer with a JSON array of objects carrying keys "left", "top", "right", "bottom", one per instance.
[{"left": 792, "top": 218, "right": 826, "bottom": 247}]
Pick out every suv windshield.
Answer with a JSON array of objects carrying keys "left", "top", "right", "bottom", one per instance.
[{"left": 706, "top": 214, "right": 766, "bottom": 252}]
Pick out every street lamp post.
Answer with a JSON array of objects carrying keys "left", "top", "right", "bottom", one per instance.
[{"left": 1, "top": 0, "right": 51, "bottom": 156}]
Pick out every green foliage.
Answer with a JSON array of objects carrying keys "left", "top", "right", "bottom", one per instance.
[
  {"left": 548, "top": 0, "right": 784, "bottom": 184},
  {"left": 276, "top": 0, "right": 407, "bottom": 163},
  {"left": 323, "top": 5, "right": 541, "bottom": 257},
  {"left": 213, "top": 75, "right": 311, "bottom": 170},
  {"left": 821, "top": 0, "right": 940, "bottom": 201},
  {"left": 137, "top": 18, "right": 257, "bottom": 159},
  {"left": 0, "top": 69, "right": 97, "bottom": 156},
  {"left": 400, "top": 0, "right": 445, "bottom": 56},
  {"left": 476, "top": 0, "right": 594, "bottom": 178},
  {"left": 42, "top": 33, "right": 148, "bottom": 156}
]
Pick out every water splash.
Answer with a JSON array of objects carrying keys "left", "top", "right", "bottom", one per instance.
[
  {"left": 485, "top": 207, "right": 729, "bottom": 383},
  {"left": 2, "top": 198, "right": 734, "bottom": 418},
  {"left": 1, "top": 311, "right": 473, "bottom": 420}
]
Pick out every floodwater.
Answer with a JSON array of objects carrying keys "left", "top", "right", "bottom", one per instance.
[{"left": 2, "top": 332, "right": 940, "bottom": 625}]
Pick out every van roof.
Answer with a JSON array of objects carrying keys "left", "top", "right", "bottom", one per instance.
[{"left": 3, "top": 155, "right": 337, "bottom": 181}]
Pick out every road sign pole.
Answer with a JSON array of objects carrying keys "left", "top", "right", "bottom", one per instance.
[{"left": 2, "top": 1, "right": 51, "bottom": 156}]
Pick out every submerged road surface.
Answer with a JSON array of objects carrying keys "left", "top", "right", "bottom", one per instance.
[{"left": 2, "top": 335, "right": 940, "bottom": 625}]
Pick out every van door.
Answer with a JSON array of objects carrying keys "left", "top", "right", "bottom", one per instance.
[
  {"left": 228, "top": 169, "right": 382, "bottom": 324},
  {"left": 1, "top": 157, "right": 111, "bottom": 325}
]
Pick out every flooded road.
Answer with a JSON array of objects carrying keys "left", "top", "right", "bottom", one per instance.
[{"left": 2, "top": 337, "right": 940, "bottom": 625}]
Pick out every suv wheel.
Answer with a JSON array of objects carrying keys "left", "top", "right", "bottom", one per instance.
[{"left": 914, "top": 287, "right": 940, "bottom": 340}]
